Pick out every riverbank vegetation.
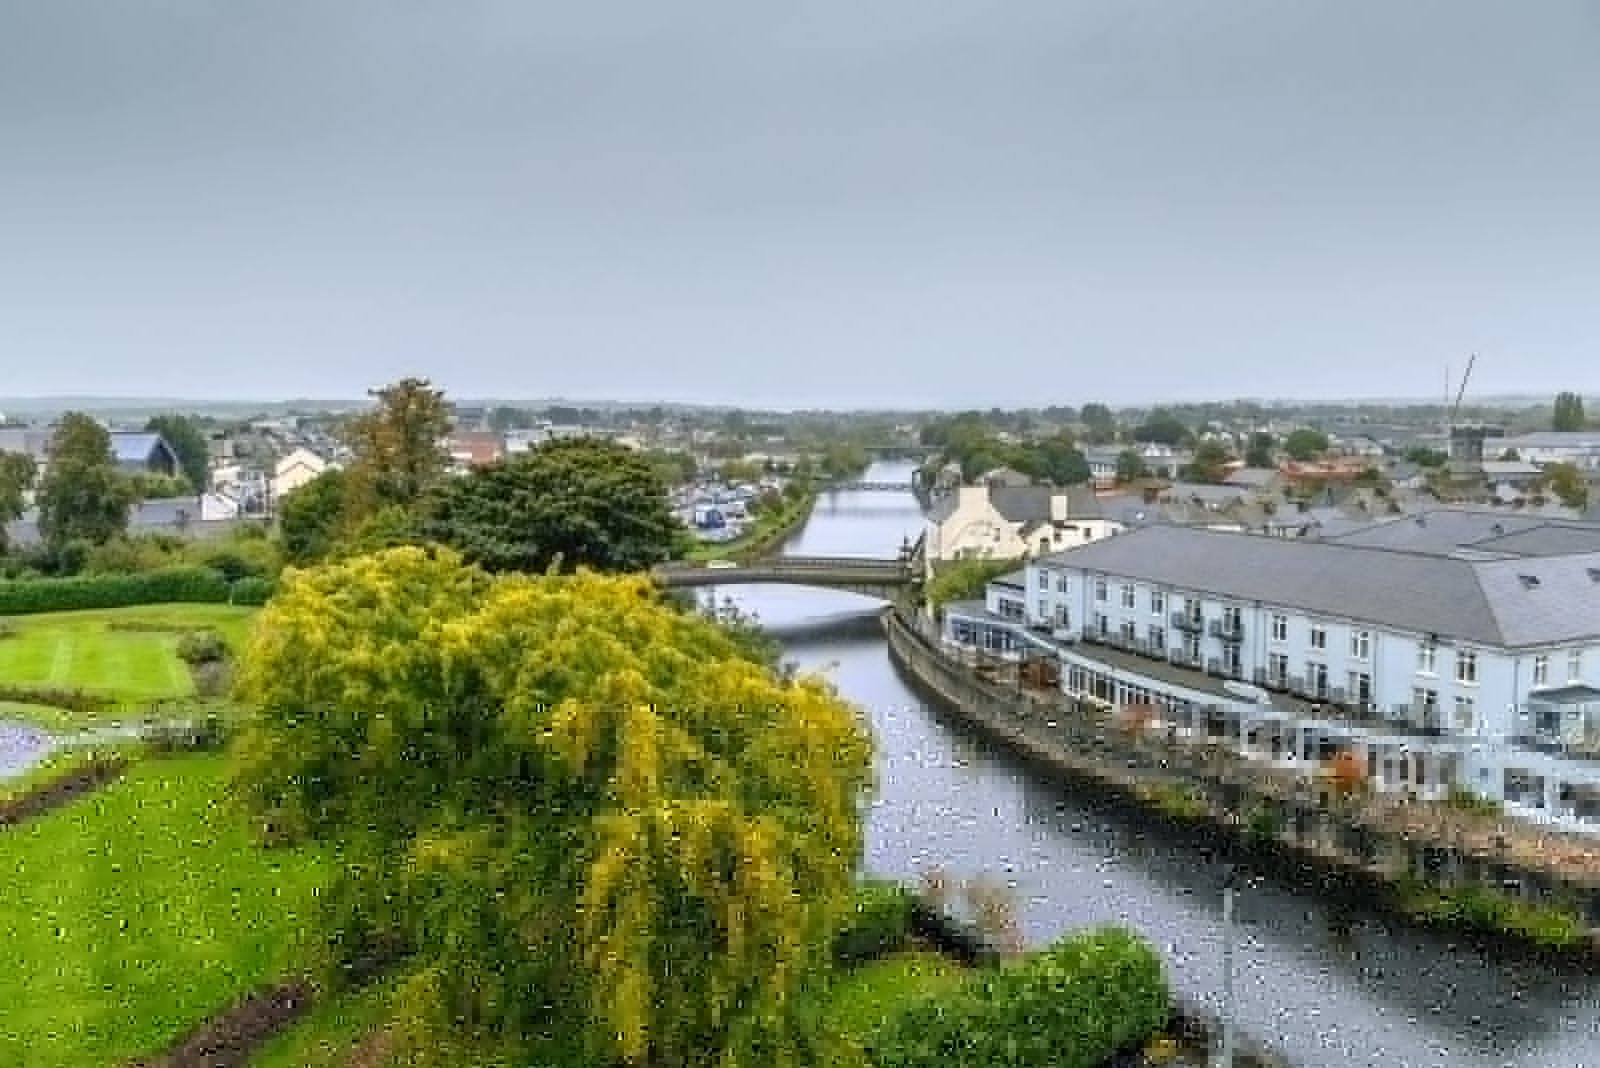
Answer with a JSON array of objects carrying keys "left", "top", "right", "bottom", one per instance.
[{"left": 925, "top": 556, "right": 1023, "bottom": 610}]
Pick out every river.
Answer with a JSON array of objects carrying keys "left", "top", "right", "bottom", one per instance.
[{"left": 727, "top": 462, "right": 1600, "bottom": 1068}]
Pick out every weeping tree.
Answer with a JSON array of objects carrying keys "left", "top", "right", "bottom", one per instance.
[{"left": 230, "top": 546, "right": 873, "bottom": 1067}]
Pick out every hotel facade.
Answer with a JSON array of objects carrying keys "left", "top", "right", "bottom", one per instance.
[{"left": 941, "top": 515, "right": 1600, "bottom": 834}]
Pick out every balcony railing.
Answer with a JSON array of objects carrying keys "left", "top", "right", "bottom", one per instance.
[
  {"left": 1208, "top": 618, "right": 1245, "bottom": 643},
  {"left": 1170, "top": 611, "right": 1203, "bottom": 633}
]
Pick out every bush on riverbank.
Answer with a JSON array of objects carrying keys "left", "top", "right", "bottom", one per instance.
[
  {"left": 867, "top": 926, "right": 1169, "bottom": 1068},
  {"left": 834, "top": 879, "right": 918, "bottom": 964},
  {"left": 1395, "top": 878, "right": 1589, "bottom": 951}
]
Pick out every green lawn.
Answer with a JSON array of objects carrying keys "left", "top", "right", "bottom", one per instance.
[
  {"left": 249, "top": 977, "right": 402, "bottom": 1068},
  {"left": 0, "top": 604, "right": 259, "bottom": 710},
  {"left": 0, "top": 754, "right": 330, "bottom": 1068}
]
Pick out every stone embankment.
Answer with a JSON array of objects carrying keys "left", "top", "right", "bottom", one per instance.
[{"left": 882, "top": 606, "right": 1600, "bottom": 960}]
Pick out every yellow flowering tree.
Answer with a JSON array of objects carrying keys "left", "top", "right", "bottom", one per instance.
[{"left": 231, "top": 546, "right": 873, "bottom": 1067}]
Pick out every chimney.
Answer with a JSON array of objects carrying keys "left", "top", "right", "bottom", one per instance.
[{"left": 1050, "top": 491, "right": 1068, "bottom": 522}]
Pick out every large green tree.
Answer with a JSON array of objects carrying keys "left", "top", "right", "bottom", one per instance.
[
  {"left": 144, "top": 413, "right": 211, "bottom": 491},
  {"left": 1283, "top": 427, "right": 1331, "bottom": 461},
  {"left": 275, "top": 467, "right": 349, "bottom": 564},
  {"left": 0, "top": 450, "right": 37, "bottom": 552},
  {"left": 1553, "top": 391, "right": 1587, "bottom": 432},
  {"left": 416, "top": 437, "right": 682, "bottom": 574},
  {"left": 35, "top": 413, "right": 135, "bottom": 551},
  {"left": 231, "top": 547, "right": 872, "bottom": 1067},
  {"left": 341, "top": 376, "right": 452, "bottom": 522}
]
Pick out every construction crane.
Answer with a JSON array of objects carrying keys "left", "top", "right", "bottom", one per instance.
[{"left": 1446, "top": 351, "right": 1478, "bottom": 436}]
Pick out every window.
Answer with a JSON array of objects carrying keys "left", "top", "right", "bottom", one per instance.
[
  {"left": 1037, "top": 599, "right": 1048, "bottom": 622},
  {"left": 1222, "top": 605, "right": 1243, "bottom": 630},
  {"left": 1350, "top": 630, "right": 1370, "bottom": 661},
  {"left": 1347, "top": 671, "right": 1372, "bottom": 707},
  {"left": 1453, "top": 695, "right": 1476, "bottom": 732},
  {"left": 1037, "top": 569, "right": 1050, "bottom": 590},
  {"left": 1182, "top": 634, "right": 1201, "bottom": 661},
  {"left": 1148, "top": 625, "right": 1166, "bottom": 651},
  {"left": 1223, "top": 646, "right": 1242, "bottom": 677},
  {"left": 1095, "top": 614, "right": 1109, "bottom": 636},
  {"left": 1306, "top": 661, "right": 1329, "bottom": 698},
  {"left": 1412, "top": 687, "right": 1438, "bottom": 723},
  {"left": 1121, "top": 584, "right": 1137, "bottom": 609},
  {"left": 1310, "top": 625, "right": 1327, "bottom": 651},
  {"left": 1055, "top": 604, "right": 1071, "bottom": 627},
  {"left": 1150, "top": 590, "right": 1166, "bottom": 616},
  {"left": 1270, "top": 614, "right": 1288, "bottom": 642},
  {"left": 1185, "top": 598, "right": 1202, "bottom": 624},
  {"left": 1417, "top": 640, "right": 1436, "bottom": 674},
  {"left": 1533, "top": 655, "right": 1549, "bottom": 688},
  {"left": 1120, "top": 620, "right": 1137, "bottom": 643},
  {"left": 1571, "top": 649, "right": 1585, "bottom": 681},
  {"left": 1094, "top": 578, "right": 1107, "bottom": 602},
  {"left": 1057, "top": 574, "right": 1070, "bottom": 594},
  {"left": 1267, "top": 652, "right": 1288, "bottom": 684},
  {"left": 1456, "top": 649, "right": 1478, "bottom": 685}
]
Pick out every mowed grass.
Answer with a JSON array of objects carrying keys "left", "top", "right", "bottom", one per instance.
[
  {"left": 0, "top": 605, "right": 259, "bottom": 709},
  {"left": 0, "top": 754, "right": 331, "bottom": 1068}
]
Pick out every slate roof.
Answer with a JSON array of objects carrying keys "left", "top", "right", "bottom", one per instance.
[
  {"left": 1323, "top": 508, "right": 1600, "bottom": 559},
  {"left": 989, "top": 486, "right": 1056, "bottom": 523},
  {"left": 1035, "top": 523, "right": 1600, "bottom": 648},
  {"left": 993, "top": 569, "right": 1027, "bottom": 590},
  {"left": 108, "top": 432, "right": 173, "bottom": 464}
]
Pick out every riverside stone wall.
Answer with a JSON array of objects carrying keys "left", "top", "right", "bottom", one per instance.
[{"left": 882, "top": 607, "right": 1600, "bottom": 948}]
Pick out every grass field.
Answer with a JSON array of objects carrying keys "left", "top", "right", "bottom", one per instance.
[
  {"left": 0, "top": 754, "right": 330, "bottom": 1068},
  {"left": 0, "top": 604, "right": 259, "bottom": 709}
]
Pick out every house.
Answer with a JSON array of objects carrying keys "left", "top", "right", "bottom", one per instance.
[
  {"left": 1496, "top": 432, "right": 1600, "bottom": 471},
  {"left": 108, "top": 432, "right": 180, "bottom": 478},
  {"left": 941, "top": 520, "right": 1600, "bottom": 833},
  {"left": 923, "top": 482, "right": 1121, "bottom": 564},
  {"left": 1220, "top": 466, "right": 1282, "bottom": 496},
  {"left": 273, "top": 447, "right": 332, "bottom": 498},
  {"left": 446, "top": 431, "right": 504, "bottom": 470},
  {"left": 1480, "top": 459, "right": 1544, "bottom": 495}
]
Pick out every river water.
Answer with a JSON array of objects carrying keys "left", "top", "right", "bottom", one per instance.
[{"left": 727, "top": 463, "right": 1600, "bottom": 1068}]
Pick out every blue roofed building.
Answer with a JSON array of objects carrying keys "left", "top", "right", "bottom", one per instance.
[{"left": 107, "top": 431, "right": 180, "bottom": 478}]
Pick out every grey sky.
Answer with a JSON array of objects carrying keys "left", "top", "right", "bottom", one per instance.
[{"left": 2, "top": 2, "right": 1597, "bottom": 409}]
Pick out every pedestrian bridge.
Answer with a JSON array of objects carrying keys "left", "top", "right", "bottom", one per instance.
[{"left": 654, "top": 555, "right": 921, "bottom": 598}]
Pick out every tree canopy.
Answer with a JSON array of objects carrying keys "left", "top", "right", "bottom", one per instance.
[
  {"left": 1553, "top": 391, "right": 1587, "bottom": 432},
  {"left": 275, "top": 468, "right": 349, "bottom": 565},
  {"left": 0, "top": 450, "right": 36, "bottom": 552},
  {"left": 416, "top": 436, "right": 684, "bottom": 574},
  {"left": 231, "top": 547, "right": 873, "bottom": 1067},
  {"left": 36, "top": 412, "right": 135, "bottom": 552},
  {"left": 341, "top": 376, "right": 452, "bottom": 521},
  {"left": 144, "top": 413, "right": 211, "bottom": 491},
  {"left": 1282, "top": 427, "right": 1330, "bottom": 461}
]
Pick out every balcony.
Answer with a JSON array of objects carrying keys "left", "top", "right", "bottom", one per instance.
[
  {"left": 1170, "top": 611, "right": 1203, "bottom": 633},
  {"left": 1168, "top": 649, "right": 1202, "bottom": 670},
  {"left": 1208, "top": 618, "right": 1245, "bottom": 643},
  {"left": 1205, "top": 657, "right": 1223, "bottom": 676}
]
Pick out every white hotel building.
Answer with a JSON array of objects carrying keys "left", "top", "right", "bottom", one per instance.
[{"left": 941, "top": 511, "right": 1600, "bottom": 834}]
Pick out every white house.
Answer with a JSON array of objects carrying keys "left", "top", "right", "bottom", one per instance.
[
  {"left": 924, "top": 482, "right": 1121, "bottom": 566},
  {"left": 1497, "top": 432, "right": 1600, "bottom": 471},
  {"left": 942, "top": 514, "right": 1600, "bottom": 833},
  {"left": 273, "top": 447, "right": 332, "bottom": 498}
]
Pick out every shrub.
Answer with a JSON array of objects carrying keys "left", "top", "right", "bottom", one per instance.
[
  {"left": 229, "top": 576, "right": 276, "bottom": 605},
  {"left": 176, "top": 628, "right": 229, "bottom": 666},
  {"left": 0, "top": 683, "right": 116, "bottom": 716},
  {"left": 144, "top": 712, "right": 231, "bottom": 754},
  {"left": 834, "top": 879, "right": 918, "bottom": 965},
  {"left": 868, "top": 926, "right": 1169, "bottom": 1068},
  {"left": 0, "top": 566, "right": 231, "bottom": 615}
]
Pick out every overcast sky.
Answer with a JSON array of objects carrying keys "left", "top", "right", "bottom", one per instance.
[{"left": 2, "top": 2, "right": 1597, "bottom": 409}]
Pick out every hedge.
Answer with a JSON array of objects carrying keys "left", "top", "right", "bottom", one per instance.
[
  {"left": 834, "top": 879, "right": 918, "bottom": 965},
  {"left": 867, "top": 926, "right": 1169, "bottom": 1068},
  {"left": 0, "top": 567, "right": 276, "bottom": 615}
]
